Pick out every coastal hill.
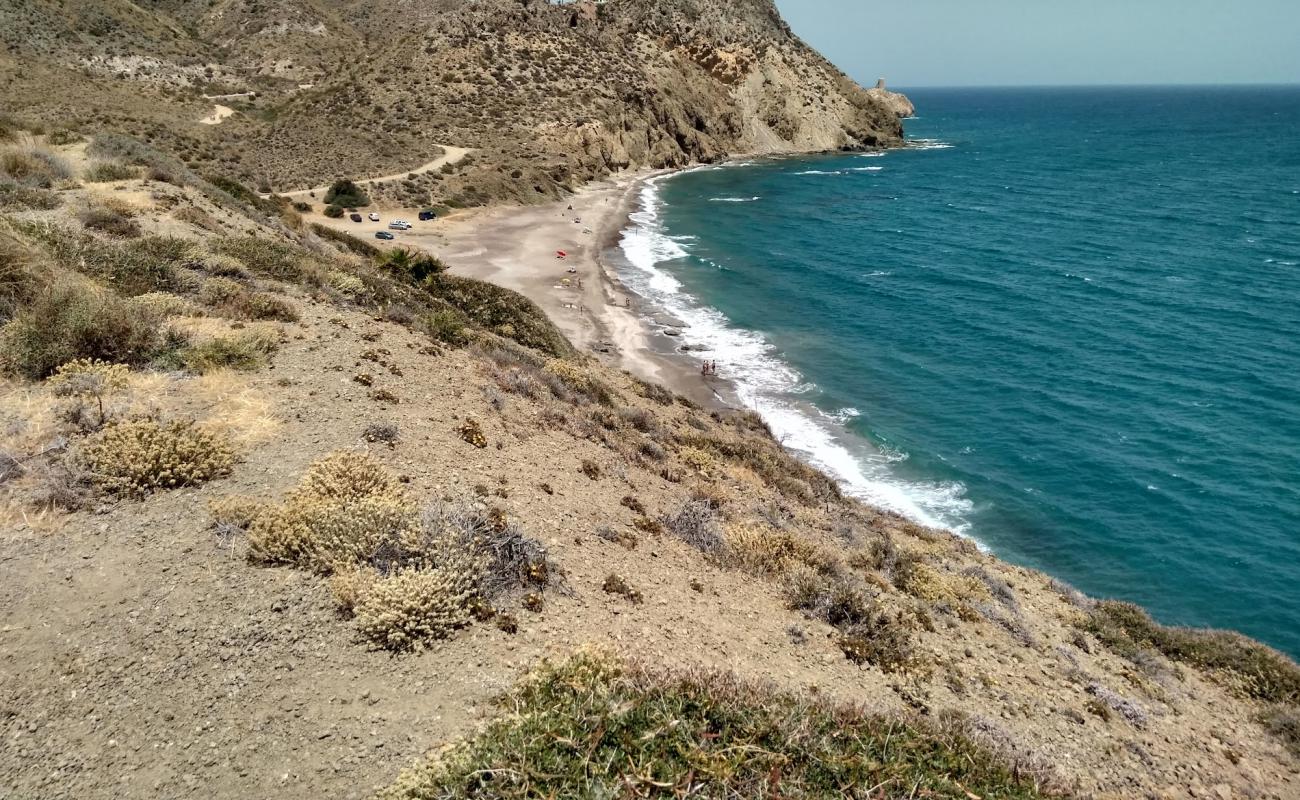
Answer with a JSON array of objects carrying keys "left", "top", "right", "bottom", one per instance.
[
  {"left": 0, "top": 0, "right": 906, "bottom": 207},
  {"left": 2, "top": 2, "right": 1299, "bottom": 799}
]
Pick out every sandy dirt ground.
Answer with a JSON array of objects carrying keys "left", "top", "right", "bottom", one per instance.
[{"left": 308, "top": 171, "right": 729, "bottom": 407}]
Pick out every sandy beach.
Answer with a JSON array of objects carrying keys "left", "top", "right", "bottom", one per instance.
[{"left": 308, "top": 170, "right": 733, "bottom": 407}]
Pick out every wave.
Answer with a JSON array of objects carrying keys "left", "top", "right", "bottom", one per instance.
[
  {"left": 616, "top": 178, "right": 974, "bottom": 534},
  {"left": 709, "top": 196, "right": 761, "bottom": 203},
  {"left": 860, "top": 152, "right": 888, "bottom": 158},
  {"left": 793, "top": 169, "right": 842, "bottom": 176},
  {"left": 908, "top": 138, "right": 955, "bottom": 150},
  {"left": 851, "top": 166, "right": 885, "bottom": 172}
]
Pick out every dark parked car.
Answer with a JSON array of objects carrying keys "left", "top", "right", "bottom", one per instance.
[
  {"left": 418, "top": 209, "right": 437, "bottom": 221},
  {"left": 350, "top": 213, "right": 363, "bottom": 222},
  {"left": 375, "top": 231, "right": 395, "bottom": 240}
]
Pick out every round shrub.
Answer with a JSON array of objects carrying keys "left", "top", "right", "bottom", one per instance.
[
  {"left": 353, "top": 563, "right": 482, "bottom": 650},
  {"left": 81, "top": 420, "right": 235, "bottom": 496}
]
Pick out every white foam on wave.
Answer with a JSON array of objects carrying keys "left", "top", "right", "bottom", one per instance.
[
  {"left": 908, "top": 138, "right": 954, "bottom": 151},
  {"left": 851, "top": 166, "right": 885, "bottom": 172},
  {"left": 616, "top": 178, "right": 975, "bottom": 535},
  {"left": 793, "top": 169, "right": 842, "bottom": 176},
  {"left": 709, "top": 196, "right": 761, "bottom": 203},
  {"left": 860, "top": 152, "right": 887, "bottom": 158}
]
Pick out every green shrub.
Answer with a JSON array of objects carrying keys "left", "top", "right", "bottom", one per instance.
[
  {"left": 382, "top": 247, "right": 447, "bottom": 282},
  {"left": 425, "top": 272, "right": 573, "bottom": 357},
  {"left": 323, "top": 204, "right": 345, "bottom": 219},
  {"left": 376, "top": 652, "right": 1058, "bottom": 799},
  {"left": 14, "top": 222, "right": 190, "bottom": 296},
  {"left": 423, "top": 309, "right": 468, "bottom": 346},
  {"left": 0, "top": 279, "right": 160, "bottom": 379},
  {"left": 323, "top": 178, "right": 369, "bottom": 208},
  {"left": 310, "top": 223, "right": 378, "bottom": 258},
  {"left": 1085, "top": 600, "right": 1300, "bottom": 704},
  {"left": 80, "top": 420, "right": 235, "bottom": 496},
  {"left": 211, "top": 236, "right": 307, "bottom": 281},
  {"left": 84, "top": 161, "right": 139, "bottom": 183}
]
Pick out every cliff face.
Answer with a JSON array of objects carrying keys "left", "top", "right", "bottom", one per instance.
[{"left": 0, "top": 0, "right": 909, "bottom": 204}]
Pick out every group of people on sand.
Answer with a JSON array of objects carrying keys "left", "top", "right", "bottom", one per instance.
[{"left": 701, "top": 360, "right": 719, "bottom": 377}]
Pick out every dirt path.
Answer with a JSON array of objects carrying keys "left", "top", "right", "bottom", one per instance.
[
  {"left": 276, "top": 146, "right": 473, "bottom": 201},
  {"left": 200, "top": 105, "right": 234, "bottom": 126}
]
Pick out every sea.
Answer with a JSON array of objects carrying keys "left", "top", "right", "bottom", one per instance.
[{"left": 614, "top": 86, "right": 1300, "bottom": 658}]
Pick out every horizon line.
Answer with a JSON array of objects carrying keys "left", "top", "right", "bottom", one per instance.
[{"left": 874, "top": 81, "right": 1300, "bottom": 91}]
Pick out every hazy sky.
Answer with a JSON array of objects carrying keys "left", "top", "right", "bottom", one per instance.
[{"left": 774, "top": 0, "right": 1300, "bottom": 88}]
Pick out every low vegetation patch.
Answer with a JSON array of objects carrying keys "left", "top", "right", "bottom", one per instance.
[
  {"left": 196, "top": 277, "right": 298, "bottom": 321},
  {"left": 377, "top": 651, "right": 1059, "bottom": 799},
  {"left": 0, "top": 146, "right": 71, "bottom": 188},
  {"left": 311, "top": 223, "right": 378, "bottom": 258},
  {"left": 79, "top": 420, "right": 235, "bottom": 496},
  {"left": 1085, "top": 600, "right": 1300, "bottom": 704},
  {"left": 79, "top": 203, "right": 141, "bottom": 238},
  {"left": 83, "top": 161, "right": 140, "bottom": 183},
  {"left": 424, "top": 273, "right": 573, "bottom": 357},
  {"left": 212, "top": 235, "right": 310, "bottom": 281},
  {"left": 179, "top": 330, "right": 279, "bottom": 373},
  {"left": 1, "top": 279, "right": 161, "bottom": 379}
]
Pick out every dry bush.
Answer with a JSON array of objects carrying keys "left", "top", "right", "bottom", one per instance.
[
  {"left": 723, "top": 524, "right": 841, "bottom": 577},
  {"left": 249, "top": 453, "right": 556, "bottom": 649},
  {"left": 196, "top": 277, "right": 298, "bottom": 321},
  {"left": 784, "top": 566, "right": 876, "bottom": 628},
  {"left": 602, "top": 574, "right": 644, "bottom": 604},
  {"left": 353, "top": 563, "right": 483, "bottom": 650},
  {"left": 212, "top": 236, "right": 309, "bottom": 281},
  {"left": 1, "top": 278, "right": 160, "bottom": 379},
  {"left": 0, "top": 182, "right": 61, "bottom": 211},
  {"left": 79, "top": 203, "right": 141, "bottom": 238},
  {"left": 659, "top": 499, "right": 724, "bottom": 553},
  {"left": 542, "top": 358, "right": 614, "bottom": 405},
  {"left": 0, "top": 146, "right": 71, "bottom": 188},
  {"left": 839, "top": 610, "right": 920, "bottom": 673},
  {"left": 208, "top": 494, "right": 268, "bottom": 530},
  {"left": 79, "top": 420, "right": 235, "bottom": 496},
  {"left": 1260, "top": 705, "right": 1300, "bottom": 758},
  {"left": 1084, "top": 600, "right": 1300, "bottom": 704},
  {"left": 47, "top": 358, "right": 131, "bottom": 430},
  {"left": 129, "top": 291, "right": 200, "bottom": 319}
]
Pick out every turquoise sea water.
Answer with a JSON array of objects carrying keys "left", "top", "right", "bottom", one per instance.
[{"left": 616, "top": 86, "right": 1300, "bottom": 657}]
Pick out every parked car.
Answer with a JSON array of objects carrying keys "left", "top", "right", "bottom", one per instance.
[
  {"left": 368, "top": 212, "right": 380, "bottom": 222},
  {"left": 418, "top": 210, "right": 437, "bottom": 221},
  {"left": 375, "top": 231, "right": 395, "bottom": 240},
  {"left": 349, "top": 213, "right": 362, "bottom": 222},
  {"left": 388, "top": 221, "right": 410, "bottom": 231}
]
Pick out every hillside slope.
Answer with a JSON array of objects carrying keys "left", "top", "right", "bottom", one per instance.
[
  {"left": 0, "top": 0, "right": 907, "bottom": 207},
  {"left": 0, "top": 128, "right": 1297, "bottom": 798}
]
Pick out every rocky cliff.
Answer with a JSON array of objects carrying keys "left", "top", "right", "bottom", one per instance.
[{"left": 0, "top": 0, "right": 909, "bottom": 204}]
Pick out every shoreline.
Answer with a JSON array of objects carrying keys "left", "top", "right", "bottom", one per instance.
[{"left": 383, "top": 168, "right": 739, "bottom": 409}]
